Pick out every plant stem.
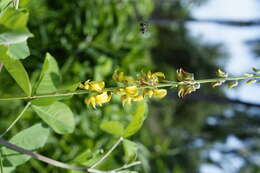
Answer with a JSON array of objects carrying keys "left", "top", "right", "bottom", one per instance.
[
  {"left": 0, "top": 102, "right": 31, "bottom": 138},
  {"left": 0, "top": 138, "right": 89, "bottom": 172},
  {"left": 0, "top": 75, "right": 259, "bottom": 101},
  {"left": 14, "top": 0, "right": 19, "bottom": 9},
  {"left": 90, "top": 137, "right": 124, "bottom": 169},
  {"left": 87, "top": 161, "right": 141, "bottom": 173},
  {"left": 0, "top": 150, "right": 3, "bottom": 173},
  {"left": 112, "top": 161, "right": 142, "bottom": 172}
]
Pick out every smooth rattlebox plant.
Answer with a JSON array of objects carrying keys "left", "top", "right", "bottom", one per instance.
[{"left": 1, "top": 2, "right": 260, "bottom": 173}]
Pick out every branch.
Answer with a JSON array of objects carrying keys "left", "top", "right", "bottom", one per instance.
[
  {"left": 0, "top": 138, "right": 89, "bottom": 172},
  {"left": 0, "top": 74, "right": 259, "bottom": 101},
  {"left": 0, "top": 137, "right": 140, "bottom": 173},
  {"left": 90, "top": 137, "right": 124, "bottom": 169}
]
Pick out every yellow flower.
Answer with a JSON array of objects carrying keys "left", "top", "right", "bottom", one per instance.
[
  {"left": 85, "top": 92, "right": 112, "bottom": 108},
  {"left": 84, "top": 81, "right": 105, "bottom": 92},
  {"left": 121, "top": 95, "right": 132, "bottom": 106},
  {"left": 115, "top": 88, "right": 125, "bottom": 95},
  {"left": 153, "top": 89, "right": 167, "bottom": 99},
  {"left": 133, "top": 95, "right": 144, "bottom": 102},
  {"left": 113, "top": 71, "right": 134, "bottom": 83},
  {"left": 153, "top": 72, "right": 165, "bottom": 79},
  {"left": 85, "top": 96, "right": 96, "bottom": 108},
  {"left": 95, "top": 92, "right": 112, "bottom": 106},
  {"left": 143, "top": 89, "right": 154, "bottom": 97},
  {"left": 125, "top": 86, "right": 138, "bottom": 96}
]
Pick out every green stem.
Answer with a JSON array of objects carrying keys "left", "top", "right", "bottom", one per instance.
[
  {"left": 0, "top": 150, "right": 3, "bottom": 173},
  {"left": 0, "top": 102, "right": 31, "bottom": 138},
  {"left": 112, "top": 161, "right": 142, "bottom": 172},
  {"left": 0, "top": 75, "right": 259, "bottom": 101},
  {"left": 195, "top": 75, "right": 260, "bottom": 83},
  {"left": 15, "top": 0, "right": 19, "bottom": 9},
  {"left": 90, "top": 137, "right": 124, "bottom": 169}
]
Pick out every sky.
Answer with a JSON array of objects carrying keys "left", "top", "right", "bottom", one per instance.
[
  {"left": 187, "top": 0, "right": 260, "bottom": 172},
  {"left": 188, "top": 0, "right": 260, "bottom": 104}
]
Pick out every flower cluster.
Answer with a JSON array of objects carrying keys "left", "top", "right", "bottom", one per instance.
[
  {"left": 79, "top": 67, "right": 260, "bottom": 108},
  {"left": 81, "top": 71, "right": 167, "bottom": 108}
]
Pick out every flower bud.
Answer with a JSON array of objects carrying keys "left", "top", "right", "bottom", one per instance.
[
  {"left": 216, "top": 69, "right": 228, "bottom": 78},
  {"left": 176, "top": 68, "right": 194, "bottom": 81},
  {"left": 252, "top": 67, "right": 260, "bottom": 73},
  {"left": 228, "top": 81, "right": 238, "bottom": 88},
  {"left": 246, "top": 79, "right": 257, "bottom": 84}
]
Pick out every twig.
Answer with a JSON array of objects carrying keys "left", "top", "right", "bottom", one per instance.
[
  {"left": 0, "top": 138, "right": 89, "bottom": 172},
  {"left": 90, "top": 137, "right": 124, "bottom": 169},
  {"left": 112, "top": 161, "right": 142, "bottom": 172},
  {"left": 0, "top": 102, "right": 31, "bottom": 138}
]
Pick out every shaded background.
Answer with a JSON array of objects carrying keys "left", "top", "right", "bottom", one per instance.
[{"left": 0, "top": 0, "right": 260, "bottom": 172}]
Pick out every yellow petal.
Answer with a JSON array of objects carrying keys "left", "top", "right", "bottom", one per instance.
[
  {"left": 153, "top": 72, "right": 165, "bottom": 78},
  {"left": 143, "top": 89, "right": 153, "bottom": 97},
  {"left": 95, "top": 92, "right": 110, "bottom": 105},
  {"left": 85, "top": 96, "right": 96, "bottom": 108},
  {"left": 89, "top": 81, "right": 105, "bottom": 92},
  {"left": 133, "top": 95, "right": 144, "bottom": 102},
  {"left": 153, "top": 89, "right": 167, "bottom": 99},
  {"left": 125, "top": 86, "right": 138, "bottom": 96},
  {"left": 121, "top": 95, "right": 132, "bottom": 106}
]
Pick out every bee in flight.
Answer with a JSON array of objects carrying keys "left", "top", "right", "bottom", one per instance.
[{"left": 140, "top": 22, "right": 148, "bottom": 34}]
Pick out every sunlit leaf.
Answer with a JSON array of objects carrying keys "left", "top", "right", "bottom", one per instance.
[
  {"left": 7, "top": 41, "right": 30, "bottom": 60},
  {"left": 0, "top": 8, "right": 29, "bottom": 29},
  {"left": 35, "top": 53, "right": 61, "bottom": 94},
  {"left": 0, "top": 49, "right": 31, "bottom": 96},
  {"left": 100, "top": 121, "right": 125, "bottom": 137},
  {"left": 32, "top": 101, "right": 75, "bottom": 134}
]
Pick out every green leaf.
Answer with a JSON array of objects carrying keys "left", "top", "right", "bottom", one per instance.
[
  {"left": 100, "top": 121, "right": 125, "bottom": 137},
  {"left": 32, "top": 101, "right": 75, "bottom": 134},
  {"left": 0, "top": 0, "right": 13, "bottom": 11},
  {"left": 123, "top": 102, "right": 147, "bottom": 138},
  {"left": 123, "top": 139, "right": 137, "bottom": 163},
  {"left": 0, "top": 27, "right": 32, "bottom": 45},
  {"left": 0, "top": 8, "right": 29, "bottom": 29},
  {"left": 2, "top": 167, "right": 15, "bottom": 173},
  {"left": 0, "top": 50, "right": 31, "bottom": 96},
  {"left": 7, "top": 41, "right": 30, "bottom": 60},
  {"left": 35, "top": 53, "right": 61, "bottom": 94},
  {"left": 2, "top": 123, "right": 50, "bottom": 167}
]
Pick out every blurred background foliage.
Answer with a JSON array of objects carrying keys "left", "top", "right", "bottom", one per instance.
[{"left": 0, "top": 0, "right": 260, "bottom": 172}]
